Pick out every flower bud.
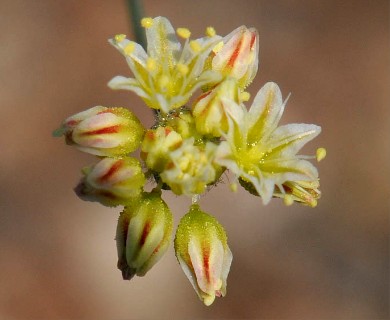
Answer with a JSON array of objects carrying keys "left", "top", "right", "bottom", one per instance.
[
  {"left": 116, "top": 191, "right": 173, "bottom": 280},
  {"left": 240, "top": 177, "right": 321, "bottom": 207},
  {"left": 274, "top": 180, "right": 321, "bottom": 207},
  {"left": 75, "top": 157, "right": 145, "bottom": 207},
  {"left": 54, "top": 106, "right": 145, "bottom": 156},
  {"left": 174, "top": 204, "right": 233, "bottom": 306},
  {"left": 141, "top": 126, "right": 183, "bottom": 172},
  {"left": 212, "top": 26, "right": 258, "bottom": 88},
  {"left": 164, "top": 107, "right": 199, "bottom": 140},
  {"left": 192, "top": 78, "right": 239, "bottom": 137}
]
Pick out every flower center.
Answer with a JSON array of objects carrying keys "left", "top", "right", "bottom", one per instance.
[{"left": 237, "top": 144, "right": 267, "bottom": 177}]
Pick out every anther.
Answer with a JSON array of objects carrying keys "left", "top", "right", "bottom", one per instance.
[
  {"left": 316, "top": 147, "right": 327, "bottom": 162},
  {"left": 230, "top": 183, "right": 238, "bottom": 192},
  {"left": 206, "top": 27, "right": 216, "bottom": 37},
  {"left": 177, "top": 28, "right": 191, "bottom": 39},
  {"left": 240, "top": 91, "right": 251, "bottom": 102},
  {"left": 283, "top": 195, "right": 294, "bottom": 206},
  {"left": 141, "top": 17, "right": 153, "bottom": 28},
  {"left": 114, "top": 34, "right": 126, "bottom": 43}
]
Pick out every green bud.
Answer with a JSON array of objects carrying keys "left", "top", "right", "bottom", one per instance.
[
  {"left": 75, "top": 157, "right": 145, "bottom": 207},
  {"left": 174, "top": 204, "right": 232, "bottom": 306},
  {"left": 116, "top": 191, "right": 173, "bottom": 280},
  {"left": 54, "top": 106, "right": 145, "bottom": 157}
]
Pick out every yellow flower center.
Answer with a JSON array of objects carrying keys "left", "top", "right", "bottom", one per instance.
[{"left": 237, "top": 144, "right": 267, "bottom": 177}]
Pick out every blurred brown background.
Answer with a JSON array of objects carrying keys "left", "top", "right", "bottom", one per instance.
[{"left": 1, "top": 0, "right": 389, "bottom": 319}]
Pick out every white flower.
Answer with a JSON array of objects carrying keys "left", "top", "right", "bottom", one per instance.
[
  {"left": 215, "top": 82, "right": 321, "bottom": 204},
  {"left": 160, "top": 138, "right": 219, "bottom": 195},
  {"left": 108, "top": 17, "right": 222, "bottom": 113}
]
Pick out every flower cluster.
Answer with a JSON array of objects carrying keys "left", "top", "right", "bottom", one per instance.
[{"left": 54, "top": 16, "right": 325, "bottom": 306}]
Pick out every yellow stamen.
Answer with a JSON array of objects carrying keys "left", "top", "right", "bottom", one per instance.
[
  {"left": 284, "top": 194, "right": 294, "bottom": 206},
  {"left": 177, "top": 27, "right": 191, "bottom": 39},
  {"left": 316, "top": 147, "right": 327, "bottom": 162},
  {"left": 308, "top": 199, "right": 318, "bottom": 208},
  {"left": 212, "top": 41, "right": 224, "bottom": 53},
  {"left": 240, "top": 91, "right": 251, "bottom": 102},
  {"left": 206, "top": 26, "right": 216, "bottom": 37},
  {"left": 114, "top": 34, "right": 126, "bottom": 43},
  {"left": 190, "top": 40, "right": 201, "bottom": 53},
  {"left": 146, "top": 58, "right": 157, "bottom": 71},
  {"left": 124, "top": 43, "right": 135, "bottom": 55},
  {"left": 230, "top": 183, "right": 238, "bottom": 192},
  {"left": 177, "top": 63, "right": 189, "bottom": 75},
  {"left": 141, "top": 17, "right": 153, "bottom": 28}
]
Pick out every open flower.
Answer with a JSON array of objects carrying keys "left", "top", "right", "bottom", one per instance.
[
  {"left": 54, "top": 106, "right": 144, "bottom": 157},
  {"left": 215, "top": 82, "right": 321, "bottom": 204},
  {"left": 174, "top": 204, "right": 232, "bottom": 306},
  {"left": 116, "top": 190, "right": 173, "bottom": 280},
  {"left": 160, "top": 138, "right": 219, "bottom": 195},
  {"left": 108, "top": 17, "right": 222, "bottom": 113}
]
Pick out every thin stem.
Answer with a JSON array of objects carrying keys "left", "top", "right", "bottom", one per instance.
[{"left": 125, "top": 0, "right": 147, "bottom": 49}]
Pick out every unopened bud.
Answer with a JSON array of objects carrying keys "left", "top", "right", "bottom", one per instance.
[
  {"left": 75, "top": 157, "right": 145, "bottom": 207},
  {"left": 174, "top": 204, "right": 232, "bottom": 306},
  {"left": 212, "top": 26, "right": 259, "bottom": 88},
  {"left": 116, "top": 191, "right": 173, "bottom": 280},
  {"left": 275, "top": 180, "right": 321, "bottom": 208},
  {"left": 54, "top": 106, "right": 144, "bottom": 157},
  {"left": 193, "top": 78, "right": 239, "bottom": 137},
  {"left": 141, "top": 126, "right": 183, "bottom": 172}
]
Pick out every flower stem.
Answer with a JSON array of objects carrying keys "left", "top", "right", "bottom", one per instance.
[{"left": 125, "top": 0, "right": 147, "bottom": 49}]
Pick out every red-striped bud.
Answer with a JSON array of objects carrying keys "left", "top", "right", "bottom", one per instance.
[
  {"left": 116, "top": 191, "right": 173, "bottom": 280},
  {"left": 212, "top": 26, "right": 259, "bottom": 88},
  {"left": 141, "top": 126, "right": 183, "bottom": 172},
  {"left": 54, "top": 106, "right": 144, "bottom": 156},
  {"left": 192, "top": 78, "right": 239, "bottom": 137},
  {"left": 174, "top": 204, "right": 233, "bottom": 306},
  {"left": 75, "top": 157, "right": 145, "bottom": 207}
]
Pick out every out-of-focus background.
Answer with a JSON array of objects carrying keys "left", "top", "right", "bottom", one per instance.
[{"left": 1, "top": 0, "right": 389, "bottom": 319}]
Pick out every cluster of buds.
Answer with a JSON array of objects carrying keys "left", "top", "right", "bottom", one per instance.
[{"left": 54, "top": 16, "right": 325, "bottom": 306}]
